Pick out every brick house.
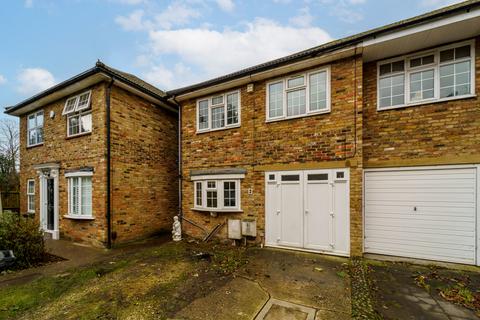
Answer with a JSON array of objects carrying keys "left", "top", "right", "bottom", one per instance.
[
  {"left": 5, "top": 62, "right": 178, "bottom": 247},
  {"left": 169, "top": 1, "right": 480, "bottom": 265}
]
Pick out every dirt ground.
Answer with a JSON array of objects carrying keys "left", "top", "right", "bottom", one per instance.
[{"left": 0, "top": 240, "right": 351, "bottom": 320}]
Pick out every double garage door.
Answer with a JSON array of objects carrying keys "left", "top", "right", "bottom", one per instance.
[
  {"left": 265, "top": 169, "right": 350, "bottom": 256},
  {"left": 365, "top": 166, "right": 479, "bottom": 265}
]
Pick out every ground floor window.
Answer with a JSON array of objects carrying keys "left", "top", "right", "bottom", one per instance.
[
  {"left": 27, "top": 179, "right": 35, "bottom": 213},
  {"left": 193, "top": 178, "right": 241, "bottom": 211},
  {"left": 66, "top": 174, "right": 92, "bottom": 217}
]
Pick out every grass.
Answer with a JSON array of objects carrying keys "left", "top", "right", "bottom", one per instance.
[{"left": 0, "top": 241, "right": 248, "bottom": 320}]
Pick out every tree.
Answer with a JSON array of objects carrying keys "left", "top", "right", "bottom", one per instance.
[{"left": 0, "top": 119, "right": 19, "bottom": 192}]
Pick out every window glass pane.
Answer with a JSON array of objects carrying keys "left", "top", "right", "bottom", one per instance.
[
  {"left": 206, "top": 190, "right": 217, "bottom": 208},
  {"left": 410, "top": 69, "right": 434, "bottom": 102},
  {"left": 211, "top": 95, "right": 223, "bottom": 105},
  {"left": 69, "top": 115, "right": 80, "bottom": 136},
  {"left": 379, "top": 97, "right": 391, "bottom": 108},
  {"left": 268, "top": 82, "right": 283, "bottom": 118},
  {"left": 211, "top": 106, "right": 225, "bottom": 129},
  {"left": 198, "top": 100, "right": 209, "bottom": 130},
  {"left": 223, "top": 181, "right": 236, "bottom": 207},
  {"left": 28, "top": 130, "right": 36, "bottom": 146},
  {"left": 392, "top": 61, "right": 405, "bottom": 73},
  {"left": 440, "top": 49, "right": 454, "bottom": 62},
  {"left": 28, "top": 195, "right": 35, "bottom": 211},
  {"left": 422, "top": 55, "right": 434, "bottom": 65},
  {"left": 309, "top": 71, "right": 327, "bottom": 111},
  {"left": 391, "top": 95, "right": 405, "bottom": 106},
  {"left": 379, "top": 64, "right": 391, "bottom": 76},
  {"left": 455, "top": 45, "right": 470, "bottom": 59},
  {"left": 196, "top": 182, "right": 202, "bottom": 206},
  {"left": 287, "top": 89, "right": 306, "bottom": 116},
  {"left": 287, "top": 76, "right": 304, "bottom": 88},
  {"left": 308, "top": 173, "right": 328, "bottom": 181},
  {"left": 410, "top": 58, "right": 422, "bottom": 68},
  {"left": 71, "top": 178, "right": 79, "bottom": 215},
  {"left": 440, "top": 61, "right": 471, "bottom": 98},
  {"left": 27, "top": 115, "right": 36, "bottom": 130},
  {"left": 37, "top": 128, "right": 43, "bottom": 144},
  {"left": 64, "top": 97, "right": 77, "bottom": 114},
  {"left": 226, "top": 92, "right": 239, "bottom": 125},
  {"left": 77, "top": 92, "right": 90, "bottom": 110},
  {"left": 379, "top": 74, "right": 404, "bottom": 108},
  {"left": 80, "top": 113, "right": 92, "bottom": 133},
  {"left": 207, "top": 181, "right": 216, "bottom": 188},
  {"left": 81, "top": 177, "right": 92, "bottom": 216},
  {"left": 36, "top": 112, "right": 44, "bottom": 127},
  {"left": 281, "top": 175, "right": 300, "bottom": 182}
]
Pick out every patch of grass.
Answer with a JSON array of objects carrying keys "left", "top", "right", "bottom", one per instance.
[{"left": 0, "top": 259, "right": 129, "bottom": 319}]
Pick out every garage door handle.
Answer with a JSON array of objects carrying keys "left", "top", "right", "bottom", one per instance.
[
  {"left": 305, "top": 210, "right": 309, "bottom": 214},
  {"left": 276, "top": 210, "right": 280, "bottom": 215}
]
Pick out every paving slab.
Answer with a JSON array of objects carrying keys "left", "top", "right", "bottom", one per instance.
[{"left": 255, "top": 298, "right": 316, "bottom": 320}]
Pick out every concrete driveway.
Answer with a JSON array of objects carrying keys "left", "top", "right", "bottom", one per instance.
[{"left": 176, "top": 248, "right": 351, "bottom": 320}]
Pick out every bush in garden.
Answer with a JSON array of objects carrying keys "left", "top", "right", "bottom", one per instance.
[{"left": 0, "top": 213, "right": 46, "bottom": 269}]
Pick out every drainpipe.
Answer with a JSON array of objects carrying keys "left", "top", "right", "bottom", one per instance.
[
  {"left": 172, "top": 96, "right": 183, "bottom": 221},
  {"left": 106, "top": 78, "right": 114, "bottom": 249}
]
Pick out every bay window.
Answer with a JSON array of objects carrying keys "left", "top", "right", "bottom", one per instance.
[
  {"left": 197, "top": 90, "right": 240, "bottom": 132},
  {"left": 27, "top": 110, "right": 44, "bottom": 147},
  {"left": 193, "top": 178, "right": 241, "bottom": 212},
  {"left": 267, "top": 67, "right": 330, "bottom": 121},
  {"left": 377, "top": 41, "right": 475, "bottom": 110}
]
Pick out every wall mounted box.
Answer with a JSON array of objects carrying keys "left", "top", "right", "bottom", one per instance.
[
  {"left": 241, "top": 219, "right": 257, "bottom": 237},
  {"left": 228, "top": 219, "right": 242, "bottom": 239}
]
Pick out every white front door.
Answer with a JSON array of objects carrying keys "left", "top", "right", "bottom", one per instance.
[
  {"left": 37, "top": 167, "right": 60, "bottom": 240},
  {"left": 265, "top": 169, "right": 350, "bottom": 256}
]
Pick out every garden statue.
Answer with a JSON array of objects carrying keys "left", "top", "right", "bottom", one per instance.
[{"left": 172, "top": 216, "right": 182, "bottom": 241}]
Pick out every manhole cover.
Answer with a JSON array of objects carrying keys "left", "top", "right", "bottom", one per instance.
[{"left": 255, "top": 298, "right": 316, "bottom": 320}]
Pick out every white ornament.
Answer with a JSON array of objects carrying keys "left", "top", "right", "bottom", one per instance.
[{"left": 172, "top": 216, "right": 182, "bottom": 242}]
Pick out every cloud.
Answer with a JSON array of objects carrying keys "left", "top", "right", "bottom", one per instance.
[
  {"left": 289, "top": 7, "right": 313, "bottom": 28},
  {"left": 419, "top": 0, "right": 464, "bottom": 8},
  {"left": 0, "top": 75, "right": 6, "bottom": 85},
  {"left": 24, "top": 0, "right": 33, "bottom": 8},
  {"left": 145, "top": 18, "right": 332, "bottom": 88},
  {"left": 319, "top": 0, "right": 366, "bottom": 23},
  {"left": 115, "top": 2, "right": 201, "bottom": 31},
  {"left": 16, "top": 68, "right": 56, "bottom": 95},
  {"left": 216, "top": 0, "right": 235, "bottom": 12}
]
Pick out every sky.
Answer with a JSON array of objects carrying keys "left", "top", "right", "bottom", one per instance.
[{"left": 0, "top": 0, "right": 465, "bottom": 119}]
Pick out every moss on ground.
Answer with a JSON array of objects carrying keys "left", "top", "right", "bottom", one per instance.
[{"left": 349, "top": 258, "right": 383, "bottom": 320}]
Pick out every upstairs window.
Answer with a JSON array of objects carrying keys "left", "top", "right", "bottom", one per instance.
[
  {"left": 267, "top": 67, "right": 330, "bottom": 121},
  {"left": 63, "top": 91, "right": 92, "bottom": 137},
  {"left": 27, "top": 110, "right": 44, "bottom": 147},
  {"left": 197, "top": 91, "right": 240, "bottom": 132},
  {"left": 377, "top": 41, "right": 475, "bottom": 110}
]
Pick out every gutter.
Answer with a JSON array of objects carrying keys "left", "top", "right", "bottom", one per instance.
[{"left": 106, "top": 78, "right": 114, "bottom": 249}]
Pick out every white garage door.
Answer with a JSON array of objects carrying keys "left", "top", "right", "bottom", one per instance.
[
  {"left": 265, "top": 169, "right": 350, "bottom": 256},
  {"left": 364, "top": 166, "right": 478, "bottom": 265}
]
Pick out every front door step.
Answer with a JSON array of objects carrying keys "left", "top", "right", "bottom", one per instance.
[{"left": 255, "top": 298, "right": 316, "bottom": 320}]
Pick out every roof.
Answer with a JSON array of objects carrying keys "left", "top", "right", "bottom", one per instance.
[
  {"left": 5, "top": 61, "right": 172, "bottom": 115},
  {"left": 167, "top": 0, "right": 480, "bottom": 96}
]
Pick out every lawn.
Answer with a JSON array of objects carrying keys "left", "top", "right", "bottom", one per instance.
[{"left": 0, "top": 242, "right": 247, "bottom": 320}]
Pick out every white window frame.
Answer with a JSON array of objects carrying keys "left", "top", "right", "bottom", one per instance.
[
  {"left": 377, "top": 39, "right": 476, "bottom": 111},
  {"left": 67, "top": 110, "right": 92, "bottom": 137},
  {"left": 62, "top": 90, "right": 92, "bottom": 115},
  {"left": 196, "top": 90, "right": 241, "bottom": 133},
  {"left": 27, "top": 110, "right": 44, "bottom": 147},
  {"left": 192, "top": 174, "right": 243, "bottom": 212},
  {"left": 65, "top": 171, "right": 93, "bottom": 219},
  {"left": 266, "top": 66, "right": 331, "bottom": 122},
  {"left": 27, "top": 179, "right": 35, "bottom": 213}
]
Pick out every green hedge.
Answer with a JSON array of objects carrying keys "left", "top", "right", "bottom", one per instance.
[{"left": 0, "top": 213, "right": 46, "bottom": 269}]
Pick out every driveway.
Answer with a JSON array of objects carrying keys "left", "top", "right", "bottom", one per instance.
[
  {"left": 369, "top": 261, "right": 480, "bottom": 319},
  {"left": 0, "top": 241, "right": 350, "bottom": 320}
]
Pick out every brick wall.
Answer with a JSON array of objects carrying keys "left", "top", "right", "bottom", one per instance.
[
  {"left": 181, "top": 56, "right": 364, "bottom": 256},
  {"left": 363, "top": 37, "right": 480, "bottom": 167},
  {"left": 19, "top": 83, "right": 108, "bottom": 247},
  {"left": 110, "top": 86, "right": 178, "bottom": 245}
]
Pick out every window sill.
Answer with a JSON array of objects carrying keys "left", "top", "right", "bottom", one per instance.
[
  {"left": 377, "top": 94, "right": 477, "bottom": 111},
  {"left": 266, "top": 109, "right": 330, "bottom": 123},
  {"left": 196, "top": 124, "right": 240, "bottom": 135},
  {"left": 65, "top": 131, "right": 92, "bottom": 140},
  {"left": 191, "top": 207, "right": 243, "bottom": 213},
  {"left": 26, "top": 143, "right": 44, "bottom": 149},
  {"left": 63, "top": 215, "right": 95, "bottom": 220}
]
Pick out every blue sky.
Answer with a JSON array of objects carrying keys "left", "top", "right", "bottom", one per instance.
[{"left": 0, "top": 0, "right": 463, "bottom": 118}]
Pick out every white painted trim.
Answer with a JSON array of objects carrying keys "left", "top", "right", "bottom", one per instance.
[
  {"left": 363, "top": 8, "right": 480, "bottom": 47},
  {"left": 67, "top": 110, "right": 92, "bottom": 137},
  {"left": 37, "top": 168, "right": 59, "bottom": 240},
  {"left": 265, "top": 66, "right": 331, "bottom": 122},
  {"left": 65, "top": 171, "right": 93, "bottom": 178},
  {"left": 196, "top": 89, "right": 241, "bottom": 133},
  {"left": 264, "top": 244, "right": 350, "bottom": 258},
  {"left": 193, "top": 178, "right": 242, "bottom": 212},
  {"left": 63, "top": 215, "right": 95, "bottom": 220},
  {"left": 376, "top": 39, "right": 476, "bottom": 111},
  {"left": 62, "top": 90, "right": 92, "bottom": 115},
  {"left": 191, "top": 173, "right": 245, "bottom": 181}
]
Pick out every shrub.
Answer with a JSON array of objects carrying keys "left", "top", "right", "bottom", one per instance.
[{"left": 0, "top": 213, "right": 46, "bottom": 269}]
